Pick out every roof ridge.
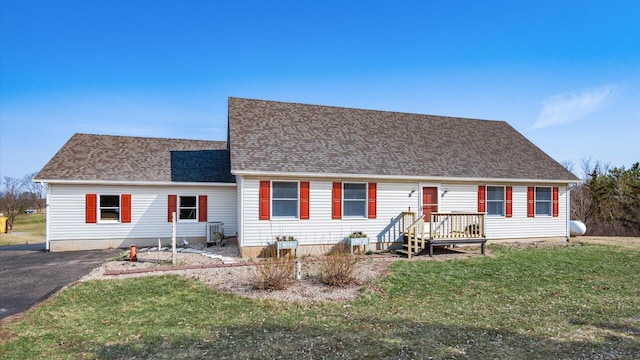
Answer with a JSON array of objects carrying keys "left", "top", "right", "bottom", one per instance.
[
  {"left": 71, "top": 133, "right": 226, "bottom": 143},
  {"left": 229, "top": 96, "right": 508, "bottom": 123}
]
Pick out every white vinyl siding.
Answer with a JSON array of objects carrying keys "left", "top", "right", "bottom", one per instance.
[
  {"left": 47, "top": 184, "right": 237, "bottom": 244},
  {"left": 440, "top": 183, "right": 568, "bottom": 239},
  {"left": 240, "top": 178, "right": 417, "bottom": 247},
  {"left": 47, "top": 180, "right": 570, "bottom": 251},
  {"left": 240, "top": 179, "right": 570, "bottom": 247}
]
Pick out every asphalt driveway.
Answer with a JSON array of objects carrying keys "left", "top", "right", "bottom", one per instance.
[{"left": 0, "top": 243, "right": 121, "bottom": 321}]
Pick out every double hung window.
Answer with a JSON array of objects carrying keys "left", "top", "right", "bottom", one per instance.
[
  {"left": 179, "top": 196, "right": 197, "bottom": 220},
  {"left": 272, "top": 181, "right": 298, "bottom": 218},
  {"left": 486, "top": 186, "right": 505, "bottom": 216},
  {"left": 343, "top": 183, "right": 367, "bottom": 218},
  {"left": 535, "top": 187, "right": 552, "bottom": 216},
  {"left": 99, "top": 195, "right": 120, "bottom": 221}
]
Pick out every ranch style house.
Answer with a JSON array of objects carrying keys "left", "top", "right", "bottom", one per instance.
[{"left": 34, "top": 97, "right": 580, "bottom": 257}]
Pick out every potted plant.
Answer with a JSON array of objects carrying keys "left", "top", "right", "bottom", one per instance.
[
  {"left": 346, "top": 231, "right": 370, "bottom": 254},
  {"left": 348, "top": 231, "right": 367, "bottom": 239}
]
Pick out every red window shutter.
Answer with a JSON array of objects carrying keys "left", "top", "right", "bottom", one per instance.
[
  {"left": 527, "top": 187, "right": 535, "bottom": 217},
  {"left": 368, "top": 182, "right": 377, "bottom": 219},
  {"left": 168, "top": 195, "right": 177, "bottom": 222},
  {"left": 198, "top": 195, "right": 207, "bottom": 222},
  {"left": 259, "top": 181, "right": 270, "bottom": 220},
  {"left": 300, "top": 181, "right": 310, "bottom": 220},
  {"left": 332, "top": 182, "right": 342, "bottom": 219},
  {"left": 477, "top": 185, "right": 486, "bottom": 213},
  {"left": 86, "top": 194, "right": 97, "bottom": 224},
  {"left": 121, "top": 194, "right": 131, "bottom": 223},
  {"left": 552, "top": 187, "right": 559, "bottom": 217},
  {"left": 505, "top": 186, "right": 512, "bottom": 218}
]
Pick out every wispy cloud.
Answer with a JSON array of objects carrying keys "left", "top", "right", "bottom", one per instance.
[{"left": 532, "top": 85, "right": 618, "bottom": 129}]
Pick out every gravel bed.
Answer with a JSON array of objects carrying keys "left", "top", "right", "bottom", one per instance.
[{"left": 80, "top": 240, "right": 483, "bottom": 303}]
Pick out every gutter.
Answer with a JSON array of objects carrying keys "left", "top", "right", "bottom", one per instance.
[
  {"left": 32, "top": 179, "right": 237, "bottom": 187},
  {"left": 231, "top": 170, "right": 580, "bottom": 185}
]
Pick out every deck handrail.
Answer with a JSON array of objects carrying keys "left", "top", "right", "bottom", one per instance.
[
  {"left": 401, "top": 211, "right": 416, "bottom": 230},
  {"left": 405, "top": 214, "right": 425, "bottom": 259},
  {"left": 429, "top": 212, "right": 486, "bottom": 240}
]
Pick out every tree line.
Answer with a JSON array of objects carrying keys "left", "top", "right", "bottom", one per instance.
[
  {"left": 0, "top": 172, "right": 45, "bottom": 230},
  {"left": 568, "top": 160, "right": 640, "bottom": 237}
]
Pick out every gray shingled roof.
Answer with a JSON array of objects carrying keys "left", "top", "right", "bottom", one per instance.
[
  {"left": 35, "top": 134, "right": 233, "bottom": 183},
  {"left": 228, "top": 97, "right": 579, "bottom": 181}
]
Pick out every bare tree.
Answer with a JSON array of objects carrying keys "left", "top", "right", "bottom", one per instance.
[
  {"left": 570, "top": 184, "right": 591, "bottom": 222},
  {"left": 561, "top": 159, "right": 575, "bottom": 174},
  {"left": 23, "top": 172, "right": 45, "bottom": 213},
  {"left": 580, "top": 157, "right": 593, "bottom": 181},
  {"left": 0, "top": 176, "right": 24, "bottom": 231}
]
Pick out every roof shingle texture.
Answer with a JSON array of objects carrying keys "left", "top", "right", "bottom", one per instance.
[
  {"left": 36, "top": 134, "right": 233, "bottom": 183},
  {"left": 229, "top": 97, "right": 579, "bottom": 181}
]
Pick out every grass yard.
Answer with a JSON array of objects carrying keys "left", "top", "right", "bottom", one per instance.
[
  {"left": 0, "top": 213, "right": 46, "bottom": 246},
  {"left": 1, "top": 240, "right": 639, "bottom": 359}
]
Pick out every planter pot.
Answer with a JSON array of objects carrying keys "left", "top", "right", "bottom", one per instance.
[
  {"left": 276, "top": 240, "right": 299, "bottom": 258},
  {"left": 346, "top": 237, "right": 370, "bottom": 254}
]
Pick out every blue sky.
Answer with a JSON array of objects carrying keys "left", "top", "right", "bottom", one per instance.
[{"left": 1, "top": 0, "right": 638, "bottom": 181}]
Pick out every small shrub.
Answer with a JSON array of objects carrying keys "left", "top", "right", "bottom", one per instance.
[
  {"left": 253, "top": 254, "right": 295, "bottom": 290},
  {"left": 319, "top": 244, "right": 358, "bottom": 287}
]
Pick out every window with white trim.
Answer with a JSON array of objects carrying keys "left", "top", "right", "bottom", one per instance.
[
  {"left": 272, "top": 181, "right": 298, "bottom": 218},
  {"left": 486, "top": 186, "right": 505, "bottom": 216},
  {"left": 343, "top": 183, "right": 367, "bottom": 218},
  {"left": 535, "top": 187, "right": 552, "bottom": 216},
  {"left": 179, "top": 195, "right": 197, "bottom": 220},
  {"left": 99, "top": 195, "right": 120, "bottom": 222}
]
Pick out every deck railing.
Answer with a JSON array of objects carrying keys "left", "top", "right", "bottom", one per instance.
[
  {"left": 429, "top": 212, "right": 486, "bottom": 240},
  {"left": 404, "top": 213, "right": 425, "bottom": 259},
  {"left": 401, "top": 211, "right": 486, "bottom": 257},
  {"left": 401, "top": 211, "right": 416, "bottom": 230}
]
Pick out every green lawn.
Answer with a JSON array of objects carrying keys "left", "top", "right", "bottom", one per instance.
[
  {"left": 1, "top": 242, "right": 639, "bottom": 359},
  {"left": 0, "top": 213, "right": 46, "bottom": 246}
]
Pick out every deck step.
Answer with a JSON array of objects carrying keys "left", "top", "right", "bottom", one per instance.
[{"left": 394, "top": 247, "right": 422, "bottom": 257}]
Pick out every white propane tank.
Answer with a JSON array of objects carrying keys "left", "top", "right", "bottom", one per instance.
[{"left": 570, "top": 220, "right": 587, "bottom": 236}]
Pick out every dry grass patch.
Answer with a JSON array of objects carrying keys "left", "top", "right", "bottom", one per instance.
[
  {"left": 572, "top": 236, "right": 640, "bottom": 249},
  {"left": 0, "top": 213, "right": 45, "bottom": 246}
]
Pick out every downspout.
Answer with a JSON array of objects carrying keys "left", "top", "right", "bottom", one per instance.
[
  {"left": 40, "top": 182, "right": 50, "bottom": 251},
  {"left": 237, "top": 175, "right": 244, "bottom": 252}
]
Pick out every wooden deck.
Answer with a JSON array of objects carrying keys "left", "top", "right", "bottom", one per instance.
[{"left": 398, "top": 211, "right": 487, "bottom": 258}]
